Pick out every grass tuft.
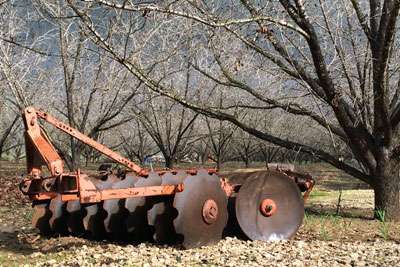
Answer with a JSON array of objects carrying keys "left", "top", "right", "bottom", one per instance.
[{"left": 376, "top": 210, "right": 390, "bottom": 240}]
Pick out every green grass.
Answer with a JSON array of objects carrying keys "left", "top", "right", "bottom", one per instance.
[
  {"left": 376, "top": 210, "right": 391, "bottom": 240},
  {"left": 309, "top": 190, "right": 331, "bottom": 199}
]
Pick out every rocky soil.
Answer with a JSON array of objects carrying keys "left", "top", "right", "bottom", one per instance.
[
  {"left": 1, "top": 229, "right": 399, "bottom": 266},
  {"left": 53, "top": 239, "right": 399, "bottom": 267}
]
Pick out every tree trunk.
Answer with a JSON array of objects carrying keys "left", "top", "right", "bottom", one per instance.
[
  {"left": 14, "top": 145, "right": 22, "bottom": 163},
  {"left": 69, "top": 140, "right": 81, "bottom": 170},
  {"left": 244, "top": 158, "right": 249, "bottom": 168},
  {"left": 0, "top": 115, "right": 19, "bottom": 159},
  {"left": 165, "top": 156, "right": 173, "bottom": 169},
  {"left": 85, "top": 158, "right": 89, "bottom": 167},
  {"left": 216, "top": 158, "right": 222, "bottom": 171},
  {"left": 201, "top": 147, "right": 209, "bottom": 165},
  {"left": 373, "top": 174, "right": 400, "bottom": 221}
]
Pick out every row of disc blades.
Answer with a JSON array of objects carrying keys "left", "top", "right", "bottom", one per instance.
[
  {"left": 32, "top": 170, "right": 304, "bottom": 248},
  {"left": 32, "top": 169, "right": 229, "bottom": 249}
]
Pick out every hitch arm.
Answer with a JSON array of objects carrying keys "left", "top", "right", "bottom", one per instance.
[{"left": 23, "top": 107, "right": 147, "bottom": 176}]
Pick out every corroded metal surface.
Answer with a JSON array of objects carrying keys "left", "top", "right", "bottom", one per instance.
[
  {"left": 235, "top": 171, "right": 304, "bottom": 241},
  {"left": 173, "top": 169, "right": 228, "bottom": 249}
]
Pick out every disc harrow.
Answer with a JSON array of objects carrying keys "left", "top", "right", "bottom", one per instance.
[{"left": 20, "top": 106, "right": 315, "bottom": 249}]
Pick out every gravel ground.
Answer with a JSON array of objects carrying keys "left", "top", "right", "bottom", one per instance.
[
  {"left": 6, "top": 237, "right": 398, "bottom": 267},
  {"left": 2, "top": 218, "right": 399, "bottom": 267}
]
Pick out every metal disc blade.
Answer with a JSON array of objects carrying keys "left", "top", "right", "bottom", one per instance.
[
  {"left": 66, "top": 200, "right": 84, "bottom": 235},
  {"left": 147, "top": 197, "right": 176, "bottom": 244},
  {"left": 125, "top": 172, "right": 161, "bottom": 242},
  {"left": 235, "top": 171, "right": 304, "bottom": 241},
  {"left": 32, "top": 201, "right": 52, "bottom": 235},
  {"left": 173, "top": 169, "right": 228, "bottom": 249},
  {"left": 82, "top": 203, "right": 103, "bottom": 237},
  {"left": 49, "top": 194, "right": 68, "bottom": 234},
  {"left": 148, "top": 171, "right": 186, "bottom": 244},
  {"left": 82, "top": 175, "right": 118, "bottom": 238},
  {"left": 103, "top": 175, "right": 138, "bottom": 237}
]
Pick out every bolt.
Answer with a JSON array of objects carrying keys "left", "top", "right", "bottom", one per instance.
[
  {"left": 202, "top": 199, "right": 218, "bottom": 224},
  {"left": 260, "top": 199, "right": 277, "bottom": 217},
  {"left": 264, "top": 205, "right": 273, "bottom": 213},
  {"left": 208, "top": 207, "right": 217, "bottom": 219}
]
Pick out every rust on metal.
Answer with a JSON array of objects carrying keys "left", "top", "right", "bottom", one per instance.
[
  {"left": 283, "top": 170, "right": 315, "bottom": 203},
  {"left": 234, "top": 171, "right": 305, "bottom": 241},
  {"left": 33, "top": 108, "right": 147, "bottom": 176},
  {"left": 24, "top": 108, "right": 64, "bottom": 176},
  {"left": 202, "top": 199, "right": 219, "bottom": 224},
  {"left": 220, "top": 177, "right": 241, "bottom": 197},
  {"left": 28, "top": 183, "right": 184, "bottom": 202},
  {"left": 301, "top": 179, "right": 315, "bottom": 203},
  {"left": 82, "top": 184, "right": 184, "bottom": 203},
  {"left": 259, "top": 198, "right": 277, "bottom": 217}
]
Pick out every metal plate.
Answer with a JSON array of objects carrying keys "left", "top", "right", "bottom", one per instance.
[
  {"left": 125, "top": 172, "right": 161, "bottom": 242},
  {"left": 148, "top": 171, "right": 186, "bottom": 244},
  {"left": 173, "top": 169, "right": 228, "bottom": 249},
  {"left": 32, "top": 201, "right": 52, "bottom": 235},
  {"left": 103, "top": 174, "right": 138, "bottom": 237},
  {"left": 82, "top": 174, "right": 118, "bottom": 238},
  {"left": 66, "top": 199, "right": 84, "bottom": 235},
  {"left": 235, "top": 171, "right": 304, "bottom": 241},
  {"left": 49, "top": 194, "right": 68, "bottom": 234}
]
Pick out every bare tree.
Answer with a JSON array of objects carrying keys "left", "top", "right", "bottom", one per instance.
[
  {"left": 205, "top": 117, "right": 236, "bottom": 170},
  {"left": 132, "top": 94, "right": 198, "bottom": 168},
  {"left": 0, "top": 2, "right": 57, "bottom": 161},
  {"left": 0, "top": 114, "right": 19, "bottom": 159},
  {"left": 6, "top": 0, "right": 400, "bottom": 219},
  {"left": 258, "top": 143, "right": 282, "bottom": 166},
  {"left": 117, "top": 118, "right": 158, "bottom": 164},
  {"left": 55, "top": 19, "right": 140, "bottom": 169},
  {"left": 233, "top": 132, "right": 257, "bottom": 168},
  {"left": 192, "top": 137, "right": 210, "bottom": 165}
]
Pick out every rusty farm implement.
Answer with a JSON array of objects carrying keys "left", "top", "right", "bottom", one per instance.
[{"left": 18, "top": 106, "right": 314, "bottom": 248}]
